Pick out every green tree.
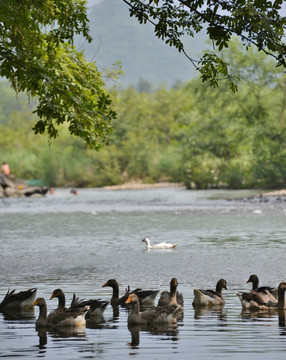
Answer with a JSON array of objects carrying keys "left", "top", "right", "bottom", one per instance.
[
  {"left": 0, "top": 0, "right": 117, "bottom": 148},
  {"left": 123, "top": 0, "right": 286, "bottom": 91},
  {"left": 179, "top": 40, "right": 286, "bottom": 189}
]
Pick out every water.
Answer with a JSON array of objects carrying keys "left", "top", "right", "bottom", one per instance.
[{"left": 0, "top": 187, "right": 286, "bottom": 359}]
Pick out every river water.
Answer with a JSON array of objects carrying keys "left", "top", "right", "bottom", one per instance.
[{"left": 0, "top": 187, "right": 286, "bottom": 359}]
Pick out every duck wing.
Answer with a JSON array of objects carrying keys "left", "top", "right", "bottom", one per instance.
[
  {"left": 47, "top": 305, "right": 89, "bottom": 327},
  {"left": 255, "top": 286, "right": 278, "bottom": 298},
  {"left": 152, "top": 242, "right": 178, "bottom": 249},
  {"left": 237, "top": 290, "right": 278, "bottom": 310},
  {"left": 133, "top": 289, "right": 160, "bottom": 306},
  {"left": 141, "top": 304, "right": 180, "bottom": 324},
  {"left": 70, "top": 294, "right": 109, "bottom": 315},
  {"left": 158, "top": 291, "right": 170, "bottom": 307},
  {"left": 200, "top": 289, "right": 222, "bottom": 298},
  {"left": 0, "top": 288, "right": 37, "bottom": 311}
]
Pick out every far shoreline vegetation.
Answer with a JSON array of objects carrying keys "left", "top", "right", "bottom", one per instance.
[{"left": 1, "top": 40, "right": 286, "bottom": 191}]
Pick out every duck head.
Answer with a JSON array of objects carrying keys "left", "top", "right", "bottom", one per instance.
[
  {"left": 102, "top": 279, "right": 118, "bottom": 288},
  {"left": 125, "top": 293, "right": 139, "bottom": 305}
]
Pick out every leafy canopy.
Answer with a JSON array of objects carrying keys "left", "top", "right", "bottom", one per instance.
[
  {"left": 0, "top": 0, "right": 116, "bottom": 148},
  {"left": 123, "top": 0, "right": 286, "bottom": 91}
]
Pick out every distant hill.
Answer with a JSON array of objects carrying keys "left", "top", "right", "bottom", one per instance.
[{"left": 77, "top": 0, "right": 208, "bottom": 88}]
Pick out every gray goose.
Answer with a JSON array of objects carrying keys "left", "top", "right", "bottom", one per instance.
[
  {"left": 247, "top": 274, "right": 278, "bottom": 299},
  {"left": 125, "top": 293, "right": 181, "bottom": 325},
  {"left": 33, "top": 297, "right": 89, "bottom": 328},
  {"left": 102, "top": 279, "right": 159, "bottom": 307},
  {"left": 158, "top": 278, "right": 184, "bottom": 308},
  {"left": 50, "top": 288, "right": 109, "bottom": 318},
  {"left": 192, "top": 279, "right": 227, "bottom": 307},
  {"left": 237, "top": 281, "right": 286, "bottom": 311},
  {"left": 0, "top": 288, "right": 37, "bottom": 311}
]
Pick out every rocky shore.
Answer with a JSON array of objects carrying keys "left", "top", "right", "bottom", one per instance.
[
  {"left": 229, "top": 189, "right": 286, "bottom": 203},
  {"left": 103, "top": 182, "right": 184, "bottom": 190},
  {"left": 0, "top": 174, "right": 49, "bottom": 198}
]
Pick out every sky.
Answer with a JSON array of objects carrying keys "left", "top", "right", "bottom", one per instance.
[{"left": 87, "top": 0, "right": 102, "bottom": 7}]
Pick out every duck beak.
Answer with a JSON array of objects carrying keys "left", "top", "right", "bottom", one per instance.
[
  {"left": 32, "top": 299, "right": 38, "bottom": 306},
  {"left": 125, "top": 296, "right": 131, "bottom": 304},
  {"left": 50, "top": 292, "right": 55, "bottom": 300},
  {"left": 102, "top": 282, "right": 108, "bottom": 288}
]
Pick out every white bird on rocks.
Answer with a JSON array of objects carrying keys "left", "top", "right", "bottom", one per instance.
[{"left": 142, "top": 237, "right": 178, "bottom": 250}]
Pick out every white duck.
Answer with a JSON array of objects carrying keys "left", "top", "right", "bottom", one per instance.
[{"left": 142, "top": 237, "right": 178, "bottom": 250}]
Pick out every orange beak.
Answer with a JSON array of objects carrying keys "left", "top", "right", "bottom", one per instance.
[
  {"left": 125, "top": 296, "right": 131, "bottom": 304},
  {"left": 32, "top": 299, "right": 38, "bottom": 306},
  {"left": 102, "top": 282, "right": 108, "bottom": 288},
  {"left": 50, "top": 292, "right": 55, "bottom": 300}
]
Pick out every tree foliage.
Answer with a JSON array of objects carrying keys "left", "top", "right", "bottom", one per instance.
[
  {"left": 0, "top": 0, "right": 116, "bottom": 148},
  {"left": 1, "top": 40, "right": 286, "bottom": 189},
  {"left": 123, "top": 0, "right": 286, "bottom": 91}
]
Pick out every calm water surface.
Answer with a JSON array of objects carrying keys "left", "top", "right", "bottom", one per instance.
[{"left": 0, "top": 187, "right": 286, "bottom": 359}]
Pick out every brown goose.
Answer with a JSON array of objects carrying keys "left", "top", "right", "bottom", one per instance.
[
  {"left": 33, "top": 297, "right": 89, "bottom": 328},
  {"left": 102, "top": 279, "right": 130, "bottom": 306},
  {"left": 50, "top": 288, "right": 109, "bottom": 318},
  {"left": 71, "top": 294, "right": 109, "bottom": 317},
  {"left": 236, "top": 281, "right": 286, "bottom": 311},
  {"left": 158, "top": 278, "right": 184, "bottom": 308},
  {"left": 192, "top": 279, "right": 227, "bottom": 307},
  {"left": 246, "top": 274, "right": 278, "bottom": 299},
  {"left": 50, "top": 289, "right": 67, "bottom": 309},
  {"left": 102, "top": 279, "right": 159, "bottom": 307},
  {"left": 125, "top": 293, "right": 181, "bottom": 325},
  {"left": 0, "top": 288, "right": 37, "bottom": 311}
]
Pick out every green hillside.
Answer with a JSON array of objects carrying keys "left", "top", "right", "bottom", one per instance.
[{"left": 77, "top": 0, "right": 207, "bottom": 87}]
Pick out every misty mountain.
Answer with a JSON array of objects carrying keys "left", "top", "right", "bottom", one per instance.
[{"left": 77, "top": 0, "right": 207, "bottom": 87}]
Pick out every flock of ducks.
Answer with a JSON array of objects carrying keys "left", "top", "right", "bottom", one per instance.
[{"left": 1, "top": 275, "right": 286, "bottom": 331}]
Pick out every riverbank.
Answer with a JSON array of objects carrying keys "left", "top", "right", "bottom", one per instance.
[
  {"left": 103, "top": 183, "right": 286, "bottom": 197},
  {"left": 262, "top": 189, "right": 286, "bottom": 196},
  {"left": 103, "top": 182, "right": 184, "bottom": 190}
]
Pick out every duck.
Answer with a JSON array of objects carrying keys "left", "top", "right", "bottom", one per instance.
[
  {"left": 129, "top": 287, "right": 160, "bottom": 307},
  {"left": 0, "top": 288, "right": 37, "bottom": 312},
  {"left": 246, "top": 274, "right": 278, "bottom": 298},
  {"left": 50, "top": 288, "right": 109, "bottom": 318},
  {"left": 125, "top": 293, "right": 181, "bottom": 325},
  {"left": 102, "top": 279, "right": 159, "bottom": 307},
  {"left": 102, "top": 279, "right": 131, "bottom": 306},
  {"left": 142, "top": 237, "right": 178, "bottom": 249},
  {"left": 158, "top": 278, "right": 184, "bottom": 308},
  {"left": 236, "top": 281, "right": 286, "bottom": 311},
  {"left": 33, "top": 297, "right": 89, "bottom": 328},
  {"left": 50, "top": 288, "right": 67, "bottom": 309},
  {"left": 192, "top": 279, "right": 227, "bottom": 307},
  {"left": 71, "top": 293, "right": 109, "bottom": 317}
]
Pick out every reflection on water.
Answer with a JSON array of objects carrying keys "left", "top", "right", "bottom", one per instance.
[
  {"left": 128, "top": 322, "right": 179, "bottom": 348},
  {"left": 36, "top": 327, "right": 87, "bottom": 352},
  {"left": 193, "top": 305, "right": 226, "bottom": 321},
  {"left": 0, "top": 188, "right": 286, "bottom": 359},
  {"left": 278, "top": 311, "right": 286, "bottom": 337},
  {"left": 240, "top": 309, "right": 279, "bottom": 320},
  {"left": 1, "top": 308, "right": 35, "bottom": 321}
]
